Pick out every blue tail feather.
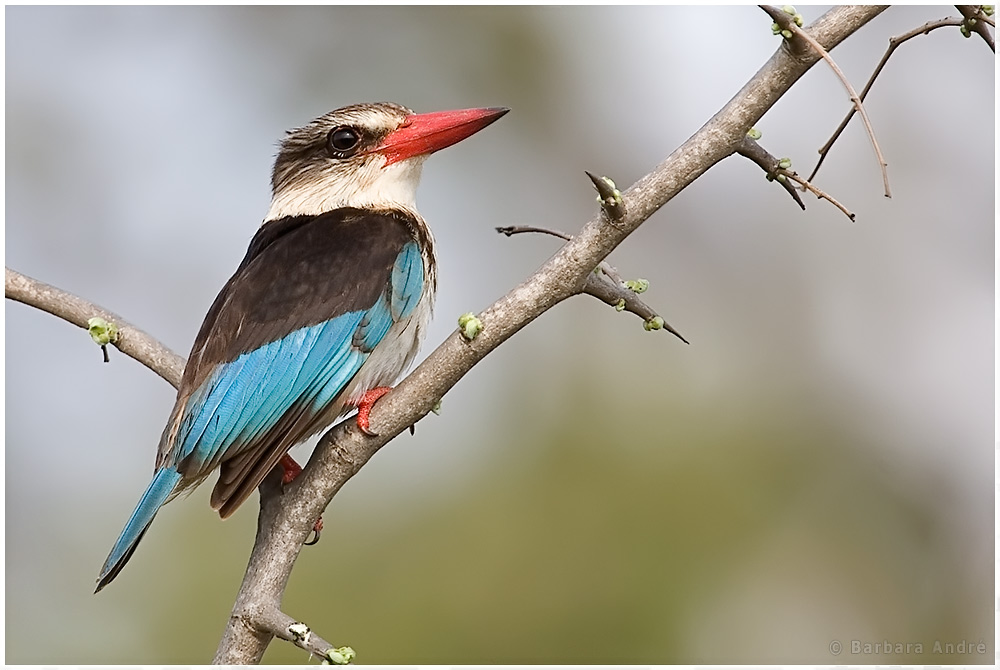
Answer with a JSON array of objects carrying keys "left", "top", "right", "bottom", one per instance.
[{"left": 96, "top": 466, "right": 182, "bottom": 592}]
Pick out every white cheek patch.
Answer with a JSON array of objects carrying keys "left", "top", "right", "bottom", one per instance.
[{"left": 265, "top": 155, "right": 427, "bottom": 222}]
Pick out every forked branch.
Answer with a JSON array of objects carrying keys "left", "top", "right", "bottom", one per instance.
[
  {"left": 497, "top": 223, "right": 689, "bottom": 341},
  {"left": 810, "top": 9, "right": 993, "bottom": 181},
  {"left": 762, "top": 5, "right": 892, "bottom": 198},
  {"left": 736, "top": 136, "right": 856, "bottom": 221}
]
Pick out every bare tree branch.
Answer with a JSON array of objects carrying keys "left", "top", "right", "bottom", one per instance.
[
  {"left": 496, "top": 224, "right": 689, "bottom": 342},
  {"left": 210, "top": 5, "right": 888, "bottom": 664},
  {"left": 957, "top": 5, "right": 996, "bottom": 50},
  {"left": 736, "top": 135, "right": 807, "bottom": 210},
  {"left": 763, "top": 5, "right": 892, "bottom": 198},
  {"left": 778, "top": 170, "right": 857, "bottom": 221},
  {"left": 808, "top": 13, "right": 988, "bottom": 181},
  {"left": 214, "top": 471, "right": 353, "bottom": 663},
  {"left": 5, "top": 267, "right": 184, "bottom": 389},
  {"left": 495, "top": 225, "right": 572, "bottom": 242},
  {"left": 735, "top": 135, "right": 856, "bottom": 221}
]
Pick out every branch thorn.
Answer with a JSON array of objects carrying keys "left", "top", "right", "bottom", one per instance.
[{"left": 585, "top": 171, "right": 626, "bottom": 222}]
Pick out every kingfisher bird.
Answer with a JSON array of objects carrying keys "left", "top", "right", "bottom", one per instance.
[{"left": 96, "top": 102, "right": 508, "bottom": 591}]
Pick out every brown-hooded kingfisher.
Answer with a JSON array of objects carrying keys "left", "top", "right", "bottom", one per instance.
[{"left": 96, "top": 102, "right": 508, "bottom": 591}]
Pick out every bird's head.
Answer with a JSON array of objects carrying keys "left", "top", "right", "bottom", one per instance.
[{"left": 266, "top": 102, "right": 508, "bottom": 222}]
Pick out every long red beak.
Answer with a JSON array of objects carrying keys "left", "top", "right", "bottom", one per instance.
[{"left": 378, "top": 106, "right": 509, "bottom": 166}]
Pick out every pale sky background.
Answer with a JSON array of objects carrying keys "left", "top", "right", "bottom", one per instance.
[{"left": 6, "top": 5, "right": 994, "bottom": 664}]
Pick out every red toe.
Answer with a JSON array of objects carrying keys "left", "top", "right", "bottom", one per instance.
[
  {"left": 356, "top": 386, "right": 393, "bottom": 435},
  {"left": 279, "top": 454, "right": 303, "bottom": 485}
]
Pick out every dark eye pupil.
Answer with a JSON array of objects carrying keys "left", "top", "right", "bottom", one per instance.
[{"left": 329, "top": 127, "right": 360, "bottom": 152}]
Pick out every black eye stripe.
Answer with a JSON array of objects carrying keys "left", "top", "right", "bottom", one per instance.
[{"left": 326, "top": 126, "right": 362, "bottom": 156}]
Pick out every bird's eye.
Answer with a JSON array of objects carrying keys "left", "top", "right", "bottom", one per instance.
[{"left": 327, "top": 126, "right": 362, "bottom": 156}]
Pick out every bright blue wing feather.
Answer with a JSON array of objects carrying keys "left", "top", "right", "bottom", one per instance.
[
  {"left": 210, "top": 318, "right": 365, "bottom": 450},
  {"left": 205, "top": 330, "right": 311, "bottom": 456},
  {"left": 180, "top": 356, "right": 250, "bottom": 456},
  {"left": 229, "top": 330, "right": 315, "bottom": 445},
  {"left": 355, "top": 293, "right": 394, "bottom": 352},
  {"left": 228, "top": 327, "right": 323, "bottom": 443},
  {"left": 390, "top": 241, "right": 423, "bottom": 320},
  {"left": 229, "top": 329, "right": 311, "bottom": 437},
  {"left": 309, "top": 334, "right": 367, "bottom": 410},
  {"left": 175, "top": 312, "right": 366, "bottom": 471}
]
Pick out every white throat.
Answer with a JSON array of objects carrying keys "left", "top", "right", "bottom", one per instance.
[{"left": 264, "top": 155, "right": 426, "bottom": 222}]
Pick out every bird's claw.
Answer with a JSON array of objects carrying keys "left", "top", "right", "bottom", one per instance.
[
  {"left": 305, "top": 517, "right": 324, "bottom": 546},
  {"left": 355, "top": 386, "right": 393, "bottom": 436}
]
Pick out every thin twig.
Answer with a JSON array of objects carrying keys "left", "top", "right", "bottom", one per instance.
[
  {"left": 5, "top": 267, "right": 184, "bottom": 388},
  {"left": 497, "top": 225, "right": 688, "bottom": 342},
  {"left": 778, "top": 170, "right": 857, "bottom": 221},
  {"left": 762, "top": 5, "right": 892, "bottom": 198},
  {"left": 496, "top": 225, "right": 572, "bottom": 242},
  {"left": 256, "top": 606, "right": 348, "bottom": 662},
  {"left": 810, "top": 16, "right": 967, "bottom": 181},
  {"left": 736, "top": 136, "right": 807, "bottom": 210},
  {"left": 498, "top": 225, "right": 618, "bottom": 278},
  {"left": 735, "top": 135, "right": 854, "bottom": 220},
  {"left": 585, "top": 271, "right": 689, "bottom": 343}
]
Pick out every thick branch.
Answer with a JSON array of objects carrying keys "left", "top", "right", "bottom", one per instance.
[
  {"left": 214, "top": 471, "right": 351, "bottom": 664},
  {"left": 5, "top": 267, "right": 184, "bottom": 388},
  {"left": 213, "top": 5, "right": 887, "bottom": 664}
]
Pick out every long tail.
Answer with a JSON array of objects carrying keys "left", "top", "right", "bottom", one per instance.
[{"left": 96, "top": 466, "right": 183, "bottom": 592}]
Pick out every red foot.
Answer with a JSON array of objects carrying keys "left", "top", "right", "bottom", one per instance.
[
  {"left": 278, "top": 454, "right": 324, "bottom": 545},
  {"left": 356, "top": 386, "right": 393, "bottom": 436},
  {"left": 279, "top": 454, "right": 303, "bottom": 485}
]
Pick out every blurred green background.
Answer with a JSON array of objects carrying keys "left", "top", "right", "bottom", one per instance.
[{"left": 6, "top": 6, "right": 993, "bottom": 664}]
